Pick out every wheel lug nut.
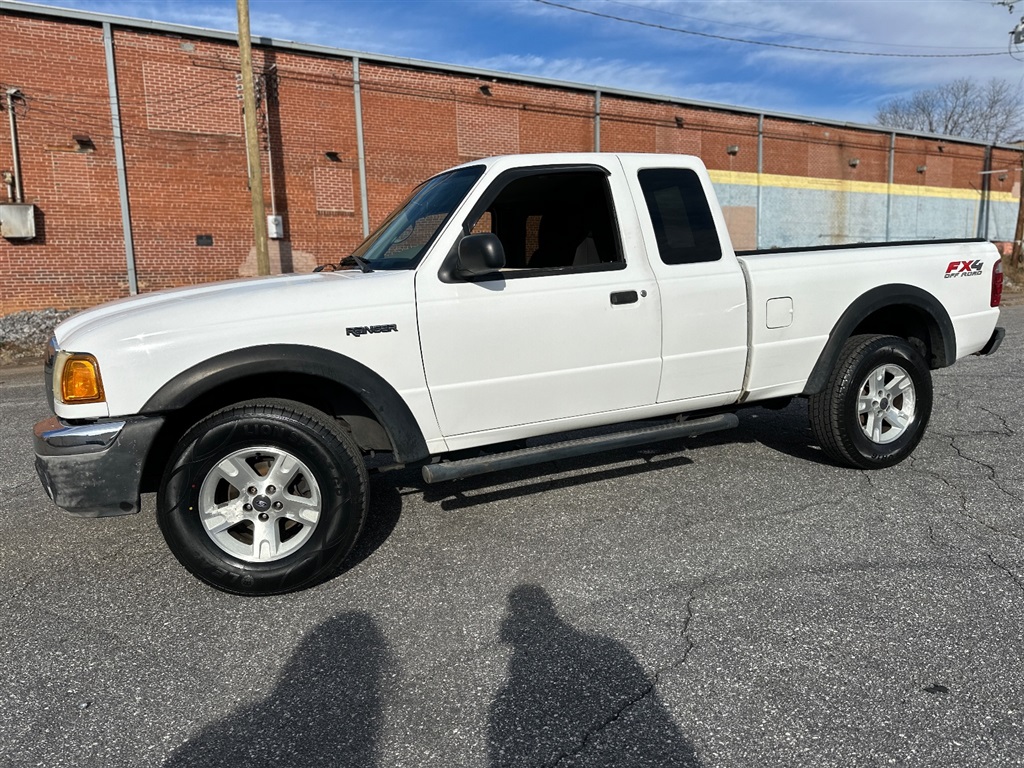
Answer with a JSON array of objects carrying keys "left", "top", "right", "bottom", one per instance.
[
  {"left": 273, "top": 501, "right": 283, "bottom": 510},
  {"left": 258, "top": 512, "right": 270, "bottom": 522},
  {"left": 247, "top": 486, "right": 258, "bottom": 495},
  {"left": 267, "top": 485, "right": 277, "bottom": 494},
  {"left": 243, "top": 503, "right": 252, "bottom": 512}
]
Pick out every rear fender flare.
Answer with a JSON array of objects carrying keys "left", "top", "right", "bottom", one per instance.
[{"left": 802, "top": 284, "right": 955, "bottom": 396}]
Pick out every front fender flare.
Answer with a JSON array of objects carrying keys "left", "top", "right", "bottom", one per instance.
[{"left": 141, "top": 345, "right": 430, "bottom": 463}]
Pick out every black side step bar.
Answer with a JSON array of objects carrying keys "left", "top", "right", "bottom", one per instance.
[{"left": 421, "top": 413, "right": 739, "bottom": 484}]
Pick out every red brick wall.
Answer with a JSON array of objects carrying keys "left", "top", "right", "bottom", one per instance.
[
  {"left": 108, "top": 29, "right": 255, "bottom": 290},
  {"left": 359, "top": 65, "right": 460, "bottom": 227},
  {"left": 0, "top": 15, "right": 126, "bottom": 313},
  {"left": 0, "top": 9, "right": 1014, "bottom": 314}
]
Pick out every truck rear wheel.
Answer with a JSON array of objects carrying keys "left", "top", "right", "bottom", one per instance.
[
  {"left": 809, "top": 334, "right": 932, "bottom": 469},
  {"left": 157, "top": 400, "right": 368, "bottom": 595}
]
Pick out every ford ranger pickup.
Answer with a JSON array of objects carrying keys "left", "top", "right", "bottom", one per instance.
[{"left": 33, "top": 153, "right": 1005, "bottom": 594}]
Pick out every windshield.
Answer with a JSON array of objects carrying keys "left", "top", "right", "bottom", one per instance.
[{"left": 350, "top": 165, "right": 485, "bottom": 270}]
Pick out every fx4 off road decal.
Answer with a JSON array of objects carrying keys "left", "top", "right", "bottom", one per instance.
[
  {"left": 945, "top": 260, "right": 983, "bottom": 279},
  {"left": 346, "top": 324, "right": 398, "bottom": 337}
]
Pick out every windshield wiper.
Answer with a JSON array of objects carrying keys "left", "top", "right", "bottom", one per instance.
[
  {"left": 313, "top": 254, "right": 373, "bottom": 273},
  {"left": 347, "top": 254, "right": 373, "bottom": 273}
]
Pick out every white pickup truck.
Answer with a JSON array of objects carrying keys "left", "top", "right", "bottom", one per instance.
[{"left": 34, "top": 153, "right": 1005, "bottom": 594}]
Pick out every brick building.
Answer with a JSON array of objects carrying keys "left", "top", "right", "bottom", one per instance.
[{"left": 0, "top": 1, "right": 1020, "bottom": 315}]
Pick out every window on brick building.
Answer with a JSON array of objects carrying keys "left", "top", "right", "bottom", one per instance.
[
  {"left": 466, "top": 169, "right": 623, "bottom": 272},
  {"left": 637, "top": 168, "right": 722, "bottom": 264}
]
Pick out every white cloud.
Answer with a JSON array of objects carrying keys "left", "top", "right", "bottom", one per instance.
[
  {"left": 43, "top": 0, "right": 241, "bottom": 30},
  {"left": 34, "top": 0, "right": 1024, "bottom": 130},
  {"left": 469, "top": 53, "right": 683, "bottom": 95},
  {"left": 41, "top": 0, "right": 420, "bottom": 55}
]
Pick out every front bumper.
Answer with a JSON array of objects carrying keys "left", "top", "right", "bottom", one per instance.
[{"left": 34, "top": 415, "right": 165, "bottom": 518}]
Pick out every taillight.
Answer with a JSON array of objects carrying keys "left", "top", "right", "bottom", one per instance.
[{"left": 991, "top": 258, "right": 1003, "bottom": 308}]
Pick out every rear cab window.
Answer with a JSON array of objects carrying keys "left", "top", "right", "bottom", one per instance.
[{"left": 637, "top": 169, "right": 721, "bottom": 265}]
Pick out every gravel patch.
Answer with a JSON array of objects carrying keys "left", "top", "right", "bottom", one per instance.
[{"left": 0, "top": 309, "right": 78, "bottom": 366}]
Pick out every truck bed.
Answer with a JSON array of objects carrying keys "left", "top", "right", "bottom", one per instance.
[{"left": 737, "top": 237, "right": 986, "bottom": 257}]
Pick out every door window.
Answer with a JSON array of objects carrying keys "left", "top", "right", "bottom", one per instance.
[{"left": 467, "top": 170, "right": 624, "bottom": 273}]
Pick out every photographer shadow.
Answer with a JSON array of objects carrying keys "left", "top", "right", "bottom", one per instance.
[
  {"left": 163, "top": 611, "right": 390, "bottom": 767},
  {"left": 489, "top": 585, "right": 701, "bottom": 767}
]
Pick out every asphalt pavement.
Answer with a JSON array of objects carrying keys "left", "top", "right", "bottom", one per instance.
[{"left": 1, "top": 307, "right": 1022, "bottom": 768}]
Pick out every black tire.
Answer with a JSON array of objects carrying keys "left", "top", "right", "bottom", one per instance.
[
  {"left": 809, "top": 334, "right": 933, "bottom": 469},
  {"left": 157, "top": 399, "right": 368, "bottom": 595}
]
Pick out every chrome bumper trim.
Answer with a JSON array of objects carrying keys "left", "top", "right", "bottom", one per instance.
[{"left": 34, "top": 417, "right": 125, "bottom": 454}]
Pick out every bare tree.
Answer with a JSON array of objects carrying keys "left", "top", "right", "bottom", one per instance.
[{"left": 875, "top": 78, "right": 1024, "bottom": 144}]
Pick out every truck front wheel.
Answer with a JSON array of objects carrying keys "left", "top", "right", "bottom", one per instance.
[
  {"left": 157, "top": 400, "right": 368, "bottom": 595},
  {"left": 809, "top": 334, "right": 933, "bottom": 469}
]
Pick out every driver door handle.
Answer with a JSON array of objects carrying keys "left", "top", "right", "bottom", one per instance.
[{"left": 610, "top": 290, "right": 638, "bottom": 305}]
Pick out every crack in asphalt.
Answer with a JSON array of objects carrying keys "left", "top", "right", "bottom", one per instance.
[
  {"left": 857, "top": 470, "right": 893, "bottom": 511},
  {"left": 549, "top": 583, "right": 703, "bottom": 767},
  {"left": 0, "top": 574, "right": 39, "bottom": 612},
  {"left": 0, "top": 479, "right": 39, "bottom": 495},
  {"left": 985, "top": 553, "right": 1024, "bottom": 597},
  {"left": 857, "top": 469, "right": 915, "bottom": 525},
  {"left": 860, "top": 469, "right": 878, "bottom": 491},
  {"left": 944, "top": 433, "right": 1024, "bottom": 506},
  {"left": 905, "top": 438, "right": 1024, "bottom": 548},
  {"left": 648, "top": 489, "right": 867, "bottom": 538},
  {"left": 979, "top": 406, "right": 1016, "bottom": 436},
  {"left": 906, "top": 452, "right": 969, "bottom": 507},
  {"left": 777, "top": 490, "right": 865, "bottom": 520}
]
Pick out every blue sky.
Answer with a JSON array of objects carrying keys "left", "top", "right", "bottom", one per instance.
[{"left": 27, "top": 0, "right": 1024, "bottom": 125}]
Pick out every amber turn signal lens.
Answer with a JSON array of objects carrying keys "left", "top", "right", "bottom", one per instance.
[{"left": 61, "top": 355, "right": 105, "bottom": 403}]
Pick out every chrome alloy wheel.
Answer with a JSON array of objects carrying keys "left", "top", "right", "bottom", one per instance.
[
  {"left": 197, "top": 446, "right": 322, "bottom": 563},
  {"left": 857, "top": 363, "right": 917, "bottom": 444}
]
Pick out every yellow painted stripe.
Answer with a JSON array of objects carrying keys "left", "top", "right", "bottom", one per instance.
[{"left": 707, "top": 169, "right": 1018, "bottom": 204}]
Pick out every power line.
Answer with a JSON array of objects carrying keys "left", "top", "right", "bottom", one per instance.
[
  {"left": 535, "top": 0, "right": 1011, "bottom": 58},
  {"left": 601, "top": 0, "right": 1004, "bottom": 51}
]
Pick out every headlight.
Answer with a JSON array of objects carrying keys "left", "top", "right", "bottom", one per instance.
[{"left": 54, "top": 351, "right": 106, "bottom": 404}]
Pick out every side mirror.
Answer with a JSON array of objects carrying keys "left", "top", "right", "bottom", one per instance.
[{"left": 457, "top": 233, "right": 505, "bottom": 278}]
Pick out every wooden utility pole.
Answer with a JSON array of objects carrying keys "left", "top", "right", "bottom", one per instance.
[{"left": 237, "top": 0, "right": 269, "bottom": 276}]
